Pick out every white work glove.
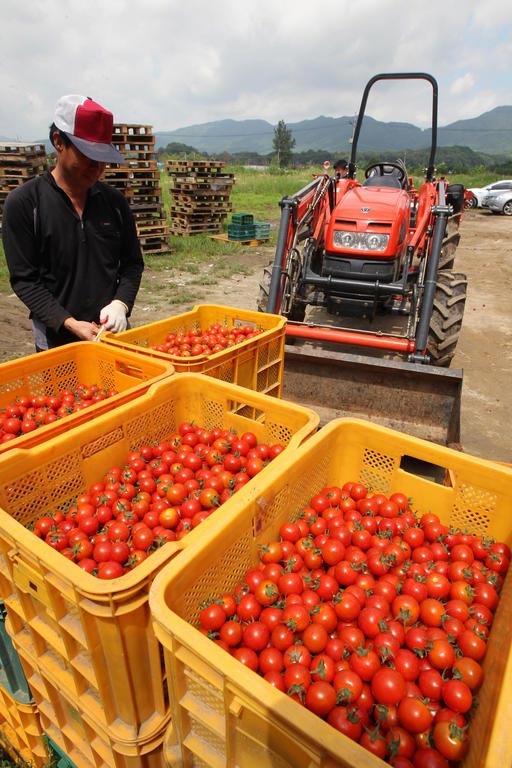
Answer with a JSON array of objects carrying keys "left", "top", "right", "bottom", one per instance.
[{"left": 99, "top": 300, "right": 128, "bottom": 333}]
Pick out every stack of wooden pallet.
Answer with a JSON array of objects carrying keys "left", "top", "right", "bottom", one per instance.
[
  {"left": 104, "top": 125, "right": 170, "bottom": 254},
  {"left": 0, "top": 143, "right": 47, "bottom": 226},
  {"left": 166, "top": 159, "right": 234, "bottom": 235}
]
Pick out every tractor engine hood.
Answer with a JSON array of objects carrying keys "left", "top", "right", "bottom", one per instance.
[{"left": 325, "top": 185, "right": 411, "bottom": 258}]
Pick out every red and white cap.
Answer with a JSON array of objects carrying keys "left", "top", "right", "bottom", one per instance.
[{"left": 54, "top": 95, "right": 124, "bottom": 163}]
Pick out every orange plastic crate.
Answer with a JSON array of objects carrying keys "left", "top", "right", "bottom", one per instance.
[
  {"left": 0, "top": 680, "right": 49, "bottom": 767},
  {"left": 149, "top": 418, "right": 512, "bottom": 768},
  {"left": 100, "top": 304, "right": 286, "bottom": 396},
  {"left": 16, "top": 645, "right": 167, "bottom": 768},
  {"left": 0, "top": 373, "right": 318, "bottom": 744},
  {"left": 0, "top": 341, "right": 174, "bottom": 455}
]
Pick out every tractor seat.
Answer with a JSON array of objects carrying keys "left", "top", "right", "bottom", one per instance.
[{"left": 362, "top": 175, "right": 402, "bottom": 189}]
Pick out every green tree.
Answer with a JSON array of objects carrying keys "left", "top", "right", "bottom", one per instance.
[{"left": 273, "top": 120, "right": 296, "bottom": 168}]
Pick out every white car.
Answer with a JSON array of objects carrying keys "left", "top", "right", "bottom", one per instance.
[
  {"left": 466, "top": 180, "right": 512, "bottom": 209},
  {"left": 485, "top": 190, "right": 512, "bottom": 216}
]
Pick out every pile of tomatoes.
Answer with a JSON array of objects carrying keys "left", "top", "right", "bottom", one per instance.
[
  {"left": 151, "top": 322, "right": 261, "bottom": 357},
  {"left": 0, "top": 384, "right": 117, "bottom": 445},
  {"left": 31, "top": 420, "right": 285, "bottom": 580},
  {"left": 199, "top": 481, "right": 510, "bottom": 768}
]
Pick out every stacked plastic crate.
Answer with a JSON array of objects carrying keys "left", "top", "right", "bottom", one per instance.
[
  {"left": 167, "top": 159, "right": 234, "bottom": 235},
  {"left": 227, "top": 212, "right": 271, "bottom": 243},
  {"left": 0, "top": 604, "right": 50, "bottom": 765},
  {"left": 104, "top": 125, "right": 170, "bottom": 254},
  {"left": 0, "top": 142, "right": 47, "bottom": 226}
]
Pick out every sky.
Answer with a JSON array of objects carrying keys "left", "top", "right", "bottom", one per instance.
[{"left": 1, "top": 0, "right": 511, "bottom": 142}]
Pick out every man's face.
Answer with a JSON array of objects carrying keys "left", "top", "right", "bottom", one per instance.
[{"left": 53, "top": 132, "right": 106, "bottom": 187}]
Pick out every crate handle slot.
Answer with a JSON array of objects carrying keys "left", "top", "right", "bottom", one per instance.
[
  {"left": 116, "top": 361, "right": 146, "bottom": 379},
  {"left": 399, "top": 454, "right": 451, "bottom": 486}
]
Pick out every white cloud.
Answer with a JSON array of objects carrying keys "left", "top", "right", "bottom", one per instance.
[
  {"left": 1, "top": 0, "right": 511, "bottom": 140},
  {"left": 450, "top": 75, "right": 475, "bottom": 97}
]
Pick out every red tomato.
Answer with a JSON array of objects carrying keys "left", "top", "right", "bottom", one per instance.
[
  {"left": 283, "top": 662, "right": 311, "bottom": 693},
  {"left": 371, "top": 667, "right": 407, "bottom": 706},
  {"left": 427, "top": 639, "right": 456, "bottom": 670},
  {"left": 441, "top": 679, "right": 473, "bottom": 713},
  {"left": 412, "top": 747, "right": 449, "bottom": 768},
  {"left": 452, "top": 656, "right": 484, "bottom": 690},
  {"left": 327, "top": 705, "right": 363, "bottom": 741},
  {"left": 456, "top": 629, "right": 487, "bottom": 661},
  {"left": 349, "top": 647, "right": 380, "bottom": 682},
  {"left": 200, "top": 602, "right": 227, "bottom": 631},
  {"left": 302, "top": 623, "right": 329, "bottom": 654},
  {"left": 242, "top": 621, "right": 270, "bottom": 652},
  {"left": 397, "top": 696, "right": 434, "bottom": 734},
  {"left": 305, "top": 680, "right": 337, "bottom": 717},
  {"left": 97, "top": 561, "right": 124, "bottom": 579},
  {"left": 231, "top": 646, "right": 259, "bottom": 672},
  {"left": 432, "top": 720, "right": 469, "bottom": 762}
]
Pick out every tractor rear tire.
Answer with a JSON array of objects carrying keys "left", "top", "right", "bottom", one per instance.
[
  {"left": 257, "top": 264, "right": 272, "bottom": 313},
  {"left": 427, "top": 271, "right": 467, "bottom": 367},
  {"left": 438, "top": 219, "right": 460, "bottom": 271}
]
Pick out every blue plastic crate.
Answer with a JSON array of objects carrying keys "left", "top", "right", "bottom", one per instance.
[
  {"left": 0, "top": 604, "right": 31, "bottom": 704},
  {"left": 46, "top": 734, "right": 79, "bottom": 768}
]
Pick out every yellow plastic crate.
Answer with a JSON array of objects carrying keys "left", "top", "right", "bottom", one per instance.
[
  {"left": 0, "top": 681, "right": 49, "bottom": 767},
  {"left": 0, "top": 373, "right": 318, "bottom": 744},
  {"left": 0, "top": 341, "right": 174, "bottom": 455},
  {"left": 100, "top": 304, "right": 286, "bottom": 396},
  {"left": 17, "top": 645, "right": 167, "bottom": 768},
  {"left": 149, "top": 418, "right": 512, "bottom": 768}
]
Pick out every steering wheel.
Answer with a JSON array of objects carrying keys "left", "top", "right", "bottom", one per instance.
[{"left": 364, "top": 162, "right": 407, "bottom": 187}]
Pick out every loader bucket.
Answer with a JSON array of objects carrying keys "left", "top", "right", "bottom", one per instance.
[{"left": 282, "top": 344, "right": 463, "bottom": 447}]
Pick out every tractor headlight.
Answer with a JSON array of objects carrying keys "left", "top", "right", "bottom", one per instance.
[{"left": 333, "top": 231, "right": 389, "bottom": 252}]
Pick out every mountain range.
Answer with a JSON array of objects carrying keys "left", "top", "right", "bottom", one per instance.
[{"left": 155, "top": 105, "right": 512, "bottom": 156}]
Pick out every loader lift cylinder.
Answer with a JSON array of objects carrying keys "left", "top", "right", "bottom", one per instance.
[
  {"left": 410, "top": 183, "right": 450, "bottom": 363},
  {"left": 267, "top": 197, "right": 294, "bottom": 314}
]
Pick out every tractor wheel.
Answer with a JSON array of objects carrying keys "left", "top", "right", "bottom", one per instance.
[
  {"left": 438, "top": 219, "right": 460, "bottom": 271},
  {"left": 257, "top": 264, "right": 272, "bottom": 312},
  {"left": 427, "top": 271, "right": 467, "bottom": 367}
]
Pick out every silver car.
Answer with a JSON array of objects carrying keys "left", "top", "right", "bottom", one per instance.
[
  {"left": 466, "top": 179, "right": 512, "bottom": 209},
  {"left": 484, "top": 190, "right": 512, "bottom": 216}
]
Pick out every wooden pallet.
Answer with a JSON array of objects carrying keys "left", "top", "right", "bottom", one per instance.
[
  {"left": 0, "top": 166, "right": 43, "bottom": 179},
  {"left": 124, "top": 191, "right": 162, "bottom": 204},
  {"left": 130, "top": 204, "right": 165, "bottom": 217},
  {"left": 170, "top": 204, "right": 232, "bottom": 217},
  {"left": 166, "top": 159, "right": 226, "bottom": 174},
  {"left": 106, "top": 159, "right": 158, "bottom": 171},
  {"left": 112, "top": 124, "right": 153, "bottom": 138},
  {"left": 104, "top": 169, "right": 160, "bottom": 182},
  {"left": 0, "top": 142, "right": 46, "bottom": 155},
  {"left": 137, "top": 221, "right": 169, "bottom": 235},
  {"left": 170, "top": 221, "right": 223, "bottom": 236},
  {"left": 139, "top": 240, "right": 173, "bottom": 254}
]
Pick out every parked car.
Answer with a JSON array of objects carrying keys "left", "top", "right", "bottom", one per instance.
[
  {"left": 466, "top": 180, "right": 512, "bottom": 209},
  {"left": 484, "top": 190, "right": 512, "bottom": 216}
]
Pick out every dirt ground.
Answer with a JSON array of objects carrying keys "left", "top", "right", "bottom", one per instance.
[{"left": 1, "top": 209, "right": 510, "bottom": 463}]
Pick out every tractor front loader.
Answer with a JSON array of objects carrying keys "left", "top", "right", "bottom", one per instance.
[{"left": 258, "top": 73, "right": 467, "bottom": 446}]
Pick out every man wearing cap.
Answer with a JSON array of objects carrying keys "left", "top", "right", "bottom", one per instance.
[
  {"left": 2, "top": 95, "right": 144, "bottom": 350},
  {"left": 334, "top": 159, "right": 349, "bottom": 179}
]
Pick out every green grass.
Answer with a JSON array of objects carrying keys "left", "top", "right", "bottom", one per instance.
[{"left": 0, "top": 166, "right": 506, "bottom": 297}]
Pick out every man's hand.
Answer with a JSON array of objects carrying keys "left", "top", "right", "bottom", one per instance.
[
  {"left": 63, "top": 317, "right": 102, "bottom": 341},
  {"left": 99, "top": 300, "right": 128, "bottom": 333}
]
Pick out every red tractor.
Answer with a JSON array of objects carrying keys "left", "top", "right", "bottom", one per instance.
[{"left": 259, "top": 72, "right": 467, "bottom": 368}]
